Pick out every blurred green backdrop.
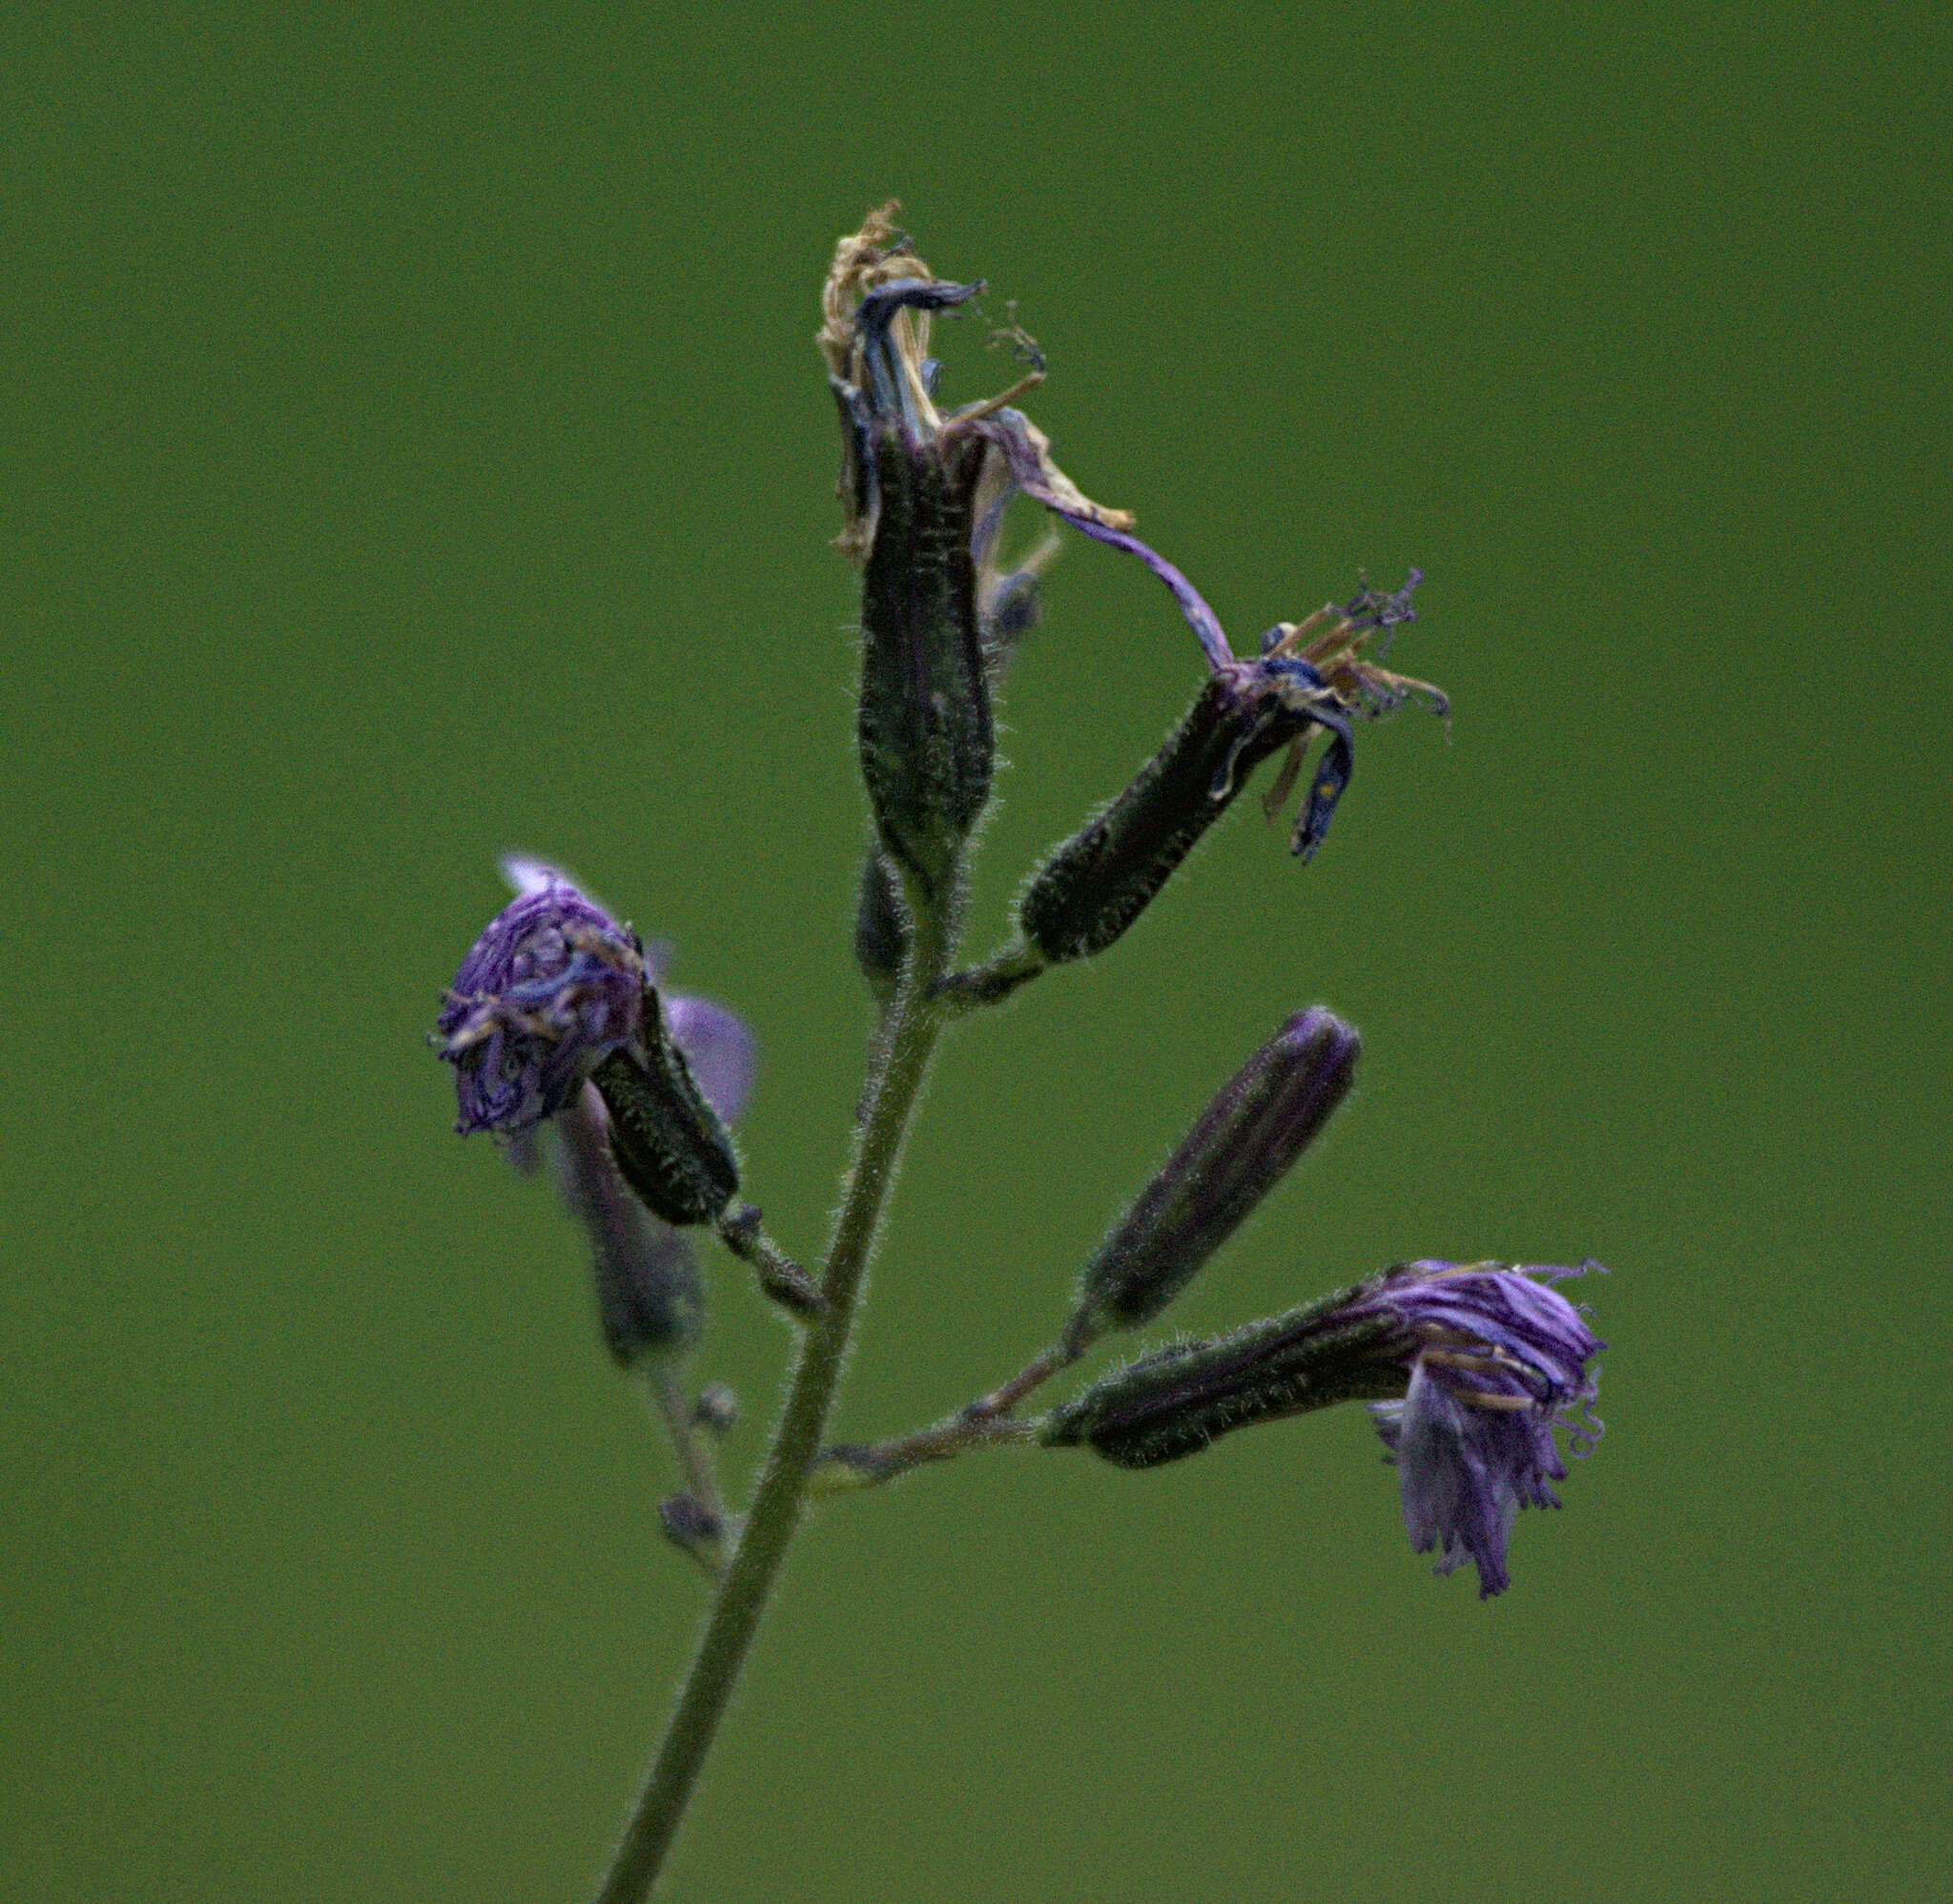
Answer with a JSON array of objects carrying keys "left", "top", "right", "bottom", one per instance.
[{"left": 6, "top": 5, "right": 1948, "bottom": 1900}]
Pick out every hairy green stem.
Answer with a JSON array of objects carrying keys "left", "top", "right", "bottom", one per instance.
[
  {"left": 811, "top": 1337, "right": 1080, "bottom": 1494},
  {"left": 815, "top": 1411, "right": 1038, "bottom": 1491},
  {"left": 934, "top": 938, "right": 1045, "bottom": 1013},
  {"left": 589, "top": 907, "right": 955, "bottom": 1904}
]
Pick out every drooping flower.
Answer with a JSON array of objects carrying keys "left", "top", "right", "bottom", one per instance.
[
  {"left": 1044, "top": 1259, "right": 1603, "bottom": 1597},
  {"left": 554, "top": 1085, "right": 707, "bottom": 1366},
  {"left": 1366, "top": 1261, "right": 1604, "bottom": 1597},
  {"left": 435, "top": 860, "right": 746, "bottom": 1229}
]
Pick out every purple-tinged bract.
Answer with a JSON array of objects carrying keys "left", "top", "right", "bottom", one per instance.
[
  {"left": 1367, "top": 1262, "right": 1604, "bottom": 1598},
  {"left": 437, "top": 875, "right": 647, "bottom": 1136}
]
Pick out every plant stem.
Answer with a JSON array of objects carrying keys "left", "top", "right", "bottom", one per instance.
[
  {"left": 589, "top": 908, "right": 955, "bottom": 1904},
  {"left": 934, "top": 939, "right": 1045, "bottom": 1012},
  {"left": 816, "top": 1411, "right": 1039, "bottom": 1490}
]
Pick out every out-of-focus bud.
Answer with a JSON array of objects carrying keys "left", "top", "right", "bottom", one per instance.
[
  {"left": 853, "top": 849, "right": 910, "bottom": 1007},
  {"left": 1045, "top": 1260, "right": 1605, "bottom": 1597},
  {"left": 555, "top": 1086, "right": 705, "bottom": 1365},
  {"left": 692, "top": 1383, "right": 738, "bottom": 1436},
  {"left": 1070, "top": 1008, "right": 1361, "bottom": 1343},
  {"left": 658, "top": 1493, "right": 725, "bottom": 1570},
  {"left": 1018, "top": 524, "right": 1440, "bottom": 964}
]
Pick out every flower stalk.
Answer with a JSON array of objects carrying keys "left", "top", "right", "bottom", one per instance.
[{"left": 589, "top": 898, "right": 960, "bottom": 1904}]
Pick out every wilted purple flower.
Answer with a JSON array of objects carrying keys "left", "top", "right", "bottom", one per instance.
[
  {"left": 1366, "top": 1262, "right": 1604, "bottom": 1598},
  {"left": 437, "top": 860, "right": 756, "bottom": 1239},
  {"left": 437, "top": 870, "right": 648, "bottom": 1136},
  {"left": 1073, "top": 1008, "right": 1361, "bottom": 1341},
  {"left": 820, "top": 204, "right": 1130, "bottom": 906},
  {"left": 1015, "top": 543, "right": 1443, "bottom": 965}
]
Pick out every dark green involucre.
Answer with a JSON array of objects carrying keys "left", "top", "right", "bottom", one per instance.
[
  {"left": 857, "top": 429, "right": 995, "bottom": 907},
  {"left": 1071, "top": 1008, "right": 1361, "bottom": 1342},
  {"left": 852, "top": 849, "right": 909, "bottom": 1007},
  {"left": 1019, "top": 670, "right": 1304, "bottom": 964},
  {"left": 1042, "top": 1288, "right": 1408, "bottom": 1470},
  {"left": 591, "top": 992, "right": 741, "bottom": 1228}
]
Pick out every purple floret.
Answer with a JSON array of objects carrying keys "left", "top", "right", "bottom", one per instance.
[
  {"left": 1366, "top": 1262, "right": 1604, "bottom": 1597},
  {"left": 437, "top": 875, "right": 648, "bottom": 1136}
]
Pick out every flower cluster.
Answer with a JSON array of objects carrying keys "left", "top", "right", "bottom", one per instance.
[{"left": 430, "top": 208, "right": 1609, "bottom": 1641}]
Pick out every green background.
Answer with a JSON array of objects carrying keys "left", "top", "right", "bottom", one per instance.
[{"left": 7, "top": 5, "right": 1948, "bottom": 1899}]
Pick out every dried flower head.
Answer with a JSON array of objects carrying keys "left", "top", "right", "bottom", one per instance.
[{"left": 820, "top": 203, "right": 1132, "bottom": 905}]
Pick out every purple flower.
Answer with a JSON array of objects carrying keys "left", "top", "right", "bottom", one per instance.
[
  {"left": 663, "top": 995, "right": 756, "bottom": 1128},
  {"left": 437, "top": 870, "right": 648, "bottom": 1136},
  {"left": 1366, "top": 1262, "right": 1605, "bottom": 1598},
  {"left": 1047, "top": 1258, "right": 1603, "bottom": 1598},
  {"left": 436, "top": 859, "right": 758, "bottom": 1141}
]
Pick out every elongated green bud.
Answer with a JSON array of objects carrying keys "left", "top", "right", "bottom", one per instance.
[
  {"left": 856, "top": 420, "right": 995, "bottom": 903},
  {"left": 1043, "top": 1283, "right": 1405, "bottom": 1469},
  {"left": 1021, "top": 671, "right": 1304, "bottom": 964},
  {"left": 1070, "top": 1008, "right": 1361, "bottom": 1343},
  {"left": 591, "top": 991, "right": 740, "bottom": 1228}
]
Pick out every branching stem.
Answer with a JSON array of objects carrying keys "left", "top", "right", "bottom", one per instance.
[
  {"left": 934, "top": 939, "right": 1046, "bottom": 1013},
  {"left": 812, "top": 1335, "right": 1084, "bottom": 1493}
]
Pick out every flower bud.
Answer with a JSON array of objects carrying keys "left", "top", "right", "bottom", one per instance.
[
  {"left": 1020, "top": 668, "right": 1302, "bottom": 963},
  {"left": 853, "top": 848, "right": 910, "bottom": 1007},
  {"left": 658, "top": 1493, "right": 725, "bottom": 1569},
  {"left": 554, "top": 1087, "right": 705, "bottom": 1365},
  {"left": 590, "top": 992, "right": 741, "bottom": 1230},
  {"left": 1071, "top": 1008, "right": 1361, "bottom": 1341},
  {"left": 692, "top": 1383, "right": 738, "bottom": 1436},
  {"left": 1043, "top": 1283, "right": 1405, "bottom": 1468},
  {"left": 850, "top": 294, "right": 997, "bottom": 903}
]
